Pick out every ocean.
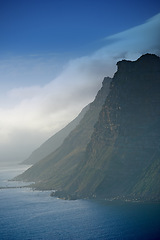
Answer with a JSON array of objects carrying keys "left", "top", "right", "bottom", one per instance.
[{"left": 0, "top": 163, "right": 160, "bottom": 240}]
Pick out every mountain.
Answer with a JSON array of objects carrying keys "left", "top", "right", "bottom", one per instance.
[
  {"left": 22, "top": 104, "right": 89, "bottom": 165},
  {"left": 15, "top": 54, "right": 160, "bottom": 202},
  {"left": 15, "top": 77, "right": 111, "bottom": 189},
  {"left": 52, "top": 53, "right": 160, "bottom": 201}
]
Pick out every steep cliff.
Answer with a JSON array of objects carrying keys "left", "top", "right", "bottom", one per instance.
[
  {"left": 54, "top": 54, "right": 160, "bottom": 201},
  {"left": 15, "top": 54, "right": 160, "bottom": 202},
  {"left": 22, "top": 104, "right": 89, "bottom": 165},
  {"left": 15, "top": 77, "right": 111, "bottom": 189}
]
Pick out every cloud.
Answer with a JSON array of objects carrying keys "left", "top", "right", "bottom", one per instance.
[
  {"left": 96, "top": 13, "right": 160, "bottom": 59},
  {"left": 0, "top": 13, "right": 160, "bottom": 163}
]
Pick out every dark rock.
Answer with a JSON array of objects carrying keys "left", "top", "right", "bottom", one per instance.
[
  {"left": 15, "top": 54, "right": 160, "bottom": 202},
  {"left": 60, "top": 54, "right": 160, "bottom": 201}
]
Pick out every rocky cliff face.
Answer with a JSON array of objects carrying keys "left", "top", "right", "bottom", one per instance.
[
  {"left": 55, "top": 54, "right": 160, "bottom": 201},
  {"left": 16, "top": 54, "right": 160, "bottom": 202},
  {"left": 15, "top": 77, "right": 111, "bottom": 189}
]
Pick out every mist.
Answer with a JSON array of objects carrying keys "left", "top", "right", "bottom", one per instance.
[{"left": 0, "top": 13, "right": 160, "bottom": 164}]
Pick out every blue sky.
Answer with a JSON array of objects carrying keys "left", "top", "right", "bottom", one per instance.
[
  {"left": 0, "top": 0, "right": 160, "bottom": 89},
  {"left": 0, "top": 0, "right": 160, "bottom": 163},
  {"left": 1, "top": 0, "right": 160, "bottom": 56}
]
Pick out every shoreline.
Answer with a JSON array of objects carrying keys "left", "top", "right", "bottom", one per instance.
[
  {"left": 1, "top": 184, "right": 160, "bottom": 204},
  {"left": 50, "top": 189, "right": 160, "bottom": 203},
  {"left": 0, "top": 185, "right": 31, "bottom": 190}
]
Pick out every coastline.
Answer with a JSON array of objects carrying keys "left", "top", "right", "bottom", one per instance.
[
  {"left": 1, "top": 180, "right": 160, "bottom": 204},
  {"left": 1, "top": 164, "right": 159, "bottom": 204},
  {"left": 50, "top": 189, "right": 160, "bottom": 203}
]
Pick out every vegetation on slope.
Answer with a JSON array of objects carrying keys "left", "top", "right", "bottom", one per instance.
[
  {"left": 53, "top": 54, "right": 160, "bottom": 201},
  {"left": 16, "top": 54, "right": 160, "bottom": 202},
  {"left": 23, "top": 104, "right": 89, "bottom": 165},
  {"left": 15, "top": 77, "right": 111, "bottom": 190}
]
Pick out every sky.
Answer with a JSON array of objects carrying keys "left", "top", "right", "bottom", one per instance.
[{"left": 0, "top": 0, "right": 160, "bottom": 163}]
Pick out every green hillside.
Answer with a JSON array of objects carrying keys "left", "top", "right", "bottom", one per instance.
[
  {"left": 15, "top": 54, "right": 160, "bottom": 202},
  {"left": 15, "top": 77, "right": 111, "bottom": 189},
  {"left": 23, "top": 104, "right": 89, "bottom": 165}
]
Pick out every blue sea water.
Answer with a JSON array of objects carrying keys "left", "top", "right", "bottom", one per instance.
[{"left": 0, "top": 164, "right": 160, "bottom": 240}]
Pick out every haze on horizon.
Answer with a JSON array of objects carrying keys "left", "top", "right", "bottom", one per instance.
[{"left": 0, "top": 0, "right": 160, "bottom": 164}]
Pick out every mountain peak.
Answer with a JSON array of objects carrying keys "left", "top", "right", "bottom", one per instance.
[{"left": 117, "top": 53, "right": 160, "bottom": 73}]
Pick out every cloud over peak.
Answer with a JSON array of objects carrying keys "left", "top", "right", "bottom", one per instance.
[{"left": 0, "top": 13, "right": 160, "bottom": 162}]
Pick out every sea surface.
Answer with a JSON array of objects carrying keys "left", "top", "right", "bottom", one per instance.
[{"left": 0, "top": 163, "right": 160, "bottom": 240}]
